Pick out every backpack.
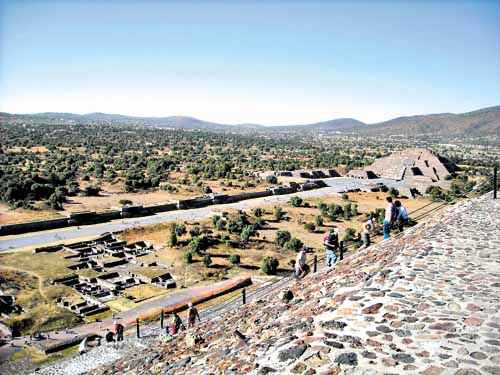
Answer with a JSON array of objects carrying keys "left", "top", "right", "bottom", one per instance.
[{"left": 324, "top": 232, "right": 339, "bottom": 248}]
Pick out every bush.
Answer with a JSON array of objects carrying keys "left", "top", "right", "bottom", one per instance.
[
  {"left": 275, "top": 230, "right": 291, "bottom": 247},
  {"left": 168, "top": 226, "right": 178, "bottom": 247},
  {"left": 304, "top": 222, "right": 316, "bottom": 232},
  {"left": 82, "top": 185, "right": 100, "bottom": 196},
  {"left": 229, "top": 254, "right": 240, "bottom": 265},
  {"left": 189, "top": 236, "right": 203, "bottom": 254},
  {"left": 119, "top": 199, "right": 133, "bottom": 206},
  {"left": 289, "top": 196, "right": 303, "bottom": 207},
  {"left": 343, "top": 227, "right": 356, "bottom": 241},
  {"left": 252, "top": 207, "right": 263, "bottom": 217},
  {"left": 342, "top": 193, "right": 349, "bottom": 201},
  {"left": 285, "top": 237, "right": 303, "bottom": 251},
  {"left": 183, "top": 251, "right": 193, "bottom": 264},
  {"left": 351, "top": 204, "right": 358, "bottom": 216},
  {"left": 266, "top": 175, "right": 278, "bottom": 184},
  {"left": 314, "top": 215, "right": 324, "bottom": 227},
  {"left": 211, "top": 215, "right": 221, "bottom": 227},
  {"left": 216, "top": 219, "right": 226, "bottom": 231},
  {"left": 274, "top": 206, "right": 285, "bottom": 221},
  {"left": 189, "top": 226, "right": 201, "bottom": 238},
  {"left": 389, "top": 187, "right": 399, "bottom": 198},
  {"left": 255, "top": 217, "right": 266, "bottom": 229},
  {"left": 203, "top": 254, "right": 212, "bottom": 267},
  {"left": 318, "top": 202, "right": 328, "bottom": 215},
  {"left": 174, "top": 224, "right": 187, "bottom": 236},
  {"left": 261, "top": 256, "right": 279, "bottom": 275},
  {"left": 241, "top": 225, "right": 256, "bottom": 242}
]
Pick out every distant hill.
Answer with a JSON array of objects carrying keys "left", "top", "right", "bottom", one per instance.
[
  {"left": 365, "top": 106, "right": 500, "bottom": 136},
  {"left": 1, "top": 105, "right": 499, "bottom": 137}
]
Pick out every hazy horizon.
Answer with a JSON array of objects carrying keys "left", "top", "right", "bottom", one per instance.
[{"left": 1, "top": 0, "right": 499, "bottom": 125}]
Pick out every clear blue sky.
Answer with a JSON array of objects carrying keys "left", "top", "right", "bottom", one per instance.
[{"left": 1, "top": 0, "right": 499, "bottom": 124}]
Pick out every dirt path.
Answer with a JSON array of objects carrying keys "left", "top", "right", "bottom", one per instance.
[{"left": 0, "top": 264, "right": 48, "bottom": 300}]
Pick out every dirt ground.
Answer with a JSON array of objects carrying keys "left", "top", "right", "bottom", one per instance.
[{"left": 0, "top": 203, "right": 64, "bottom": 225}]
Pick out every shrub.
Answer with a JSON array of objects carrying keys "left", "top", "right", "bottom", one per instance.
[
  {"left": 304, "top": 222, "right": 316, "bottom": 232},
  {"left": 252, "top": 207, "right": 263, "bottom": 217},
  {"left": 274, "top": 206, "right": 285, "bottom": 221},
  {"left": 285, "top": 237, "right": 303, "bottom": 251},
  {"left": 189, "top": 236, "right": 203, "bottom": 254},
  {"left": 168, "top": 226, "right": 178, "bottom": 247},
  {"left": 174, "top": 224, "right": 187, "bottom": 236},
  {"left": 389, "top": 187, "right": 399, "bottom": 198},
  {"left": 119, "top": 199, "right": 133, "bottom": 206},
  {"left": 351, "top": 204, "right": 358, "bottom": 216},
  {"left": 289, "top": 196, "right": 303, "bottom": 207},
  {"left": 266, "top": 175, "right": 278, "bottom": 184},
  {"left": 318, "top": 202, "right": 328, "bottom": 215},
  {"left": 229, "top": 254, "right": 241, "bottom": 265},
  {"left": 342, "top": 193, "right": 349, "bottom": 201},
  {"left": 189, "top": 226, "right": 201, "bottom": 238},
  {"left": 261, "top": 256, "right": 279, "bottom": 275},
  {"left": 82, "top": 185, "right": 100, "bottom": 196},
  {"left": 343, "top": 203, "right": 352, "bottom": 219},
  {"left": 314, "top": 215, "right": 324, "bottom": 227},
  {"left": 203, "top": 254, "right": 212, "bottom": 267},
  {"left": 216, "top": 219, "right": 226, "bottom": 231},
  {"left": 183, "top": 251, "right": 193, "bottom": 264},
  {"left": 275, "top": 230, "right": 291, "bottom": 247},
  {"left": 343, "top": 227, "right": 356, "bottom": 241},
  {"left": 241, "top": 225, "right": 256, "bottom": 242},
  {"left": 255, "top": 217, "right": 266, "bottom": 229},
  {"left": 211, "top": 215, "right": 221, "bottom": 227}
]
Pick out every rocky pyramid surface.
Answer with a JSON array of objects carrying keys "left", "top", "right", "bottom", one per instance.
[{"left": 87, "top": 194, "right": 500, "bottom": 375}]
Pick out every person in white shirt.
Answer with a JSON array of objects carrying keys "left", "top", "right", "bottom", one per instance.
[
  {"left": 294, "top": 248, "right": 308, "bottom": 278},
  {"left": 383, "top": 196, "right": 396, "bottom": 240}
]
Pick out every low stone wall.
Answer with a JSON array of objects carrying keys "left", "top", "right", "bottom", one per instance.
[
  {"left": 224, "top": 190, "right": 272, "bottom": 203},
  {"left": 0, "top": 183, "right": 325, "bottom": 237},
  {"left": 144, "top": 202, "right": 178, "bottom": 214},
  {"left": 0, "top": 218, "right": 69, "bottom": 236}
]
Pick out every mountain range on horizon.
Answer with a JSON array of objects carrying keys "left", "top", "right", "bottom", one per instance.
[{"left": 1, "top": 105, "right": 499, "bottom": 137}]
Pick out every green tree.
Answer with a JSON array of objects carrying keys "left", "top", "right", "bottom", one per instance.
[
  {"left": 274, "top": 206, "right": 285, "bottom": 221},
  {"left": 285, "top": 237, "right": 303, "bottom": 251},
  {"left": 183, "top": 251, "right": 193, "bottom": 264},
  {"left": 168, "top": 226, "right": 178, "bottom": 247},
  {"left": 275, "top": 230, "right": 291, "bottom": 247},
  {"left": 229, "top": 254, "right": 240, "bottom": 265},
  {"left": 252, "top": 207, "right": 263, "bottom": 217},
  {"left": 241, "top": 225, "right": 256, "bottom": 242},
  {"left": 203, "top": 254, "right": 212, "bottom": 267},
  {"left": 304, "top": 222, "right": 316, "bottom": 233},
  {"left": 314, "top": 215, "right": 324, "bottom": 227},
  {"left": 290, "top": 196, "right": 303, "bottom": 207},
  {"left": 261, "top": 256, "right": 279, "bottom": 275}
]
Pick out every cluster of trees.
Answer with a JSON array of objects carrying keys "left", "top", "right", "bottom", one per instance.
[
  {"left": 317, "top": 201, "right": 358, "bottom": 221},
  {"left": 0, "top": 121, "right": 396, "bottom": 209}
]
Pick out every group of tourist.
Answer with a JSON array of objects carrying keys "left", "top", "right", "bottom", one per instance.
[
  {"left": 383, "top": 196, "right": 409, "bottom": 240},
  {"left": 77, "top": 303, "right": 202, "bottom": 355},
  {"left": 293, "top": 195, "right": 409, "bottom": 279}
]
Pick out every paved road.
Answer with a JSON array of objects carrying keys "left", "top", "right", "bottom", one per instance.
[{"left": 0, "top": 177, "right": 406, "bottom": 252}]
